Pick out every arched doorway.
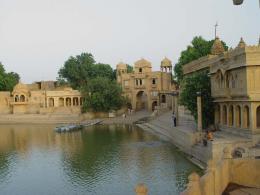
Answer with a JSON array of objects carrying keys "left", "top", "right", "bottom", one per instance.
[
  {"left": 136, "top": 91, "right": 147, "bottom": 110},
  {"left": 229, "top": 105, "right": 234, "bottom": 126},
  {"left": 73, "top": 97, "right": 79, "bottom": 106},
  {"left": 66, "top": 98, "right": 71, "bottom": 106},
  {"left": 243, "top": 105, "right": 250, "bottom": 129},
  {"left": 15, "top": 95, "right": 19, "bottom": 102},
  {"left": 235, "top": 105, "right": 241, "bottom": 127},
  {"left": 161, "top": 95, "right": 166, "bottom": 103},
  {"left": 257, "top": 106, "right": 260, "bottom": 128},
  {"left": 223, "top": 105, "right": 227, "bottom": 125},
  {"left": 152, "top": 101, "right": 158, "bottom": 111},
  {"left": 59, "top": 98, "right": 64, "bottom": 107},
  {"left": 49, "top": 98, "right": 54, "bottom": 107},
  {"left": 215, "top": 104, "right": 220, "bottom": 124}
]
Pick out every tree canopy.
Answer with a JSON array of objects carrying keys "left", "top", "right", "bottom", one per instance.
[
  {"left": 81, "top": 77, "right": 124, "bottom": 112},
  {"left": 0, "top": 62, "right": 20, "bottom": 91},
  {"left": 179, "top": 71, "right": 214, "bottom": 128},
  {"left": 58, "top": 52, "right": 125, "bottom": 112},
  {"left": 174, "top": 36, "right": 228, "bottom": 83},
  {"left": 58, "top": 53, "right": 115, "bottom": 89}
]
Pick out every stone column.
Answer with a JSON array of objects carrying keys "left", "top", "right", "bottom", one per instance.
[
  {"left": 174, "top": 94, "right": 179, "bottom": 126},
  {"left": 197, "top": 92, "right": 202, "bottom": 132}
]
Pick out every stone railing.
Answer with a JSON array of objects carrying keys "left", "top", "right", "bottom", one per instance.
[{"left": 181, "top": 147, "right": 260, "bottom": 195}]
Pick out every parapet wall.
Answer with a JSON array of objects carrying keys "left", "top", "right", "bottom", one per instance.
[{"left": 181, "top": 149, "right": 260, "bottom": 195}]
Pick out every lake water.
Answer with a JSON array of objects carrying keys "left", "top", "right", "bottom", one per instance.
[{"left": 0, "top": 124, "right": 201, "bottom": 195}]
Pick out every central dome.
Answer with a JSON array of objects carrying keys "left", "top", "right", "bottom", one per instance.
[{"left": 134, "top": 58, "right": 152, "bottom": 68}]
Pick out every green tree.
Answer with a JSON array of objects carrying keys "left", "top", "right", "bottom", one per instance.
[
  {"left": 58, "top": 53, "right": 115, "bottom": 88},
  {"left": 174, "top": 36, "right": 228, "bottom": 83},
  {"left": 179, "top": 71, "right": 214, "bottom": 128},
  {"left": 81, "top": 77, "right": 124, "bottom": 112},
  {"left": 0, "top": 63, "right": 20, "bottom": 91}
]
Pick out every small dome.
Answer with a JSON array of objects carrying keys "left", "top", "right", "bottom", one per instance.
[
  {"left": 13, "top": 82, "right": 29, "bottom": 93},
  {"left": 161, "top": 57, "right": 172, "bottom": 67},
  {"left": 116, "top": 62, "right": 127, "bottom": 69},
  {"left": 134, "top": 58, "right": 151, "bottom": 68},
  {"left": 237, "top": 37, "right": 246, "bottom": 48},
  {"left": 211, "top": 37, "right": 225, "bottom": 55}
]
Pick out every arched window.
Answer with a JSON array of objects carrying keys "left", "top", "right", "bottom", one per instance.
[
  {"left": 15, "top": 95, "right": 19, "bottom": 102},
  {"left": 66, "top": 98, "right": 71, "bottom": 106},
  {"left": 257, "top": 106, "right": 260, "bottom": 129},
  {"left": 235, "top": 105, "right": 241, "bottom": 127},
  {"left": 59, "top": 98, "right": 64, "bottom": 107},
  {"left": 229, "top": 105, "right": 234, "bottom": 126},
  {"left": 49, "top": 98, "right": 54, "bottom": 107},
  {"left": 20, "top": 95, "right": 26, "bottom": 102},
  {"left": 73, "top": 97, "right": 79, "bottom": 106},
  {"left": 223, "top": 105, "right": 227, "bottom": 125},
  {"left": 243, "top": 106, "right": 250, "bottom": 129}
]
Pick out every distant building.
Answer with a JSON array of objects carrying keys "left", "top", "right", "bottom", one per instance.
[
  {"left": 116, "top": 58, "right": 176, "bottom": 111},
  {"left": 0, "top": 81, "right": 83, "bottom": 114},
  {"left": 183, "top": 37, "right": 260, "bottom": 144}
]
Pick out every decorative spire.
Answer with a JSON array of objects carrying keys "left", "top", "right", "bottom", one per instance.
[
  {"left": 211, "top": 37, "right": 225, "bottom": 55},
  {"left": 237, "top": 37, "right": 246, "bottom": 48}
]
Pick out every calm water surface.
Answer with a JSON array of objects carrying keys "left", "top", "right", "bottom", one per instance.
[{"left": 0, "top": 124, "right": 201, "bottom": 195}]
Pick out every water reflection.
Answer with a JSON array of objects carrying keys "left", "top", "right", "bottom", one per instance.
[{"left": 0, "top": 124, "right": 201, "bottom": 195}]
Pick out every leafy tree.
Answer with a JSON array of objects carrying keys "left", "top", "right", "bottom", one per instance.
[
  {"left": 0, "top": 62, "right": 20, "bottom": 91},
  {"left": 58, "top": 53, "right": 95, "bottom": 89},
  {"left": 81, "top": 77, "right": 125, "bottom": 112},
  {"left": 58, "top": 53, "right": 115, "bottom": 88},
  {"left": 179, "top": 71, "right": 214, "bottom": 128},
  {"left": 174, "top": 36, "right": 228, "bottom": 83}
]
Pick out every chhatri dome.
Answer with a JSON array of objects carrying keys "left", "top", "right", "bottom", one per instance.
[
  {"left": 161, "top": 57, "right": 172, "bottom": 67},
  {"left": 211, "top": 37, "right": 225, "bottom": 55},
  {"left": 237, "top": 37, "right": 246, "bottom": 48},
  {"left": 116, "top": 62, "right": 127, "bottom": 70},
  {"left": 12, "top": 82, "right": 29, "bottom": 95}
]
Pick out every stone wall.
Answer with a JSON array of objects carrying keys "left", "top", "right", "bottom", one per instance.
[{"left": 181, "top": 148, "right": 260, "bottom": 195}]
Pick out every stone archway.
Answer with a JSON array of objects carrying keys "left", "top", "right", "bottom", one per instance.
[
  {"left": 66, "top": 98, "right": 71, "bottom": 106},
  {"left": 229, "top": 105, "right": 234, "bottom": 127},
  {"left": 223, "top": 105, "right": 227, "bottom": 125},
  {"left": 20, "top": 95, "right": 26, "bottom": 102},
  {"left": 243, "top": 105, "right": 250, "bottom": 129},
  {"left": 152, "top": 101, "right": 158, "bottom": 111},
  {"left": 49, "top": 98, "right": 54, "bottom": 107},
  {"left": 73, "top": 97, "right": 79, "bottom": 106},
  {"left": 59, "top": 98, "right": 64, "bottom": 107},
  {"left": 235, "top": 105, "right": 241, "bottom": 127},
  {"left": 136, "top": 91, "right": 147, "bottom": 110},
  {"left": 257, "top": 106, "right": 260, "bottom": 129}
]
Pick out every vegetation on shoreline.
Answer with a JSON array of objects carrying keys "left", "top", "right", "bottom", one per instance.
[
  {"left": 58, "top": 53, "right": 125, "bottom": 112},
  {"left": 176, "top": 36, "right": 228, "bottom": 128},
  {"left": 0, "top": 62, "right": 20, "bottom": 91}
]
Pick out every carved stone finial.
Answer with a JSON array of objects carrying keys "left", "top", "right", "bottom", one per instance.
[
  {"left": 237, "top": 37, "right": 246, "bottom": 48},
  {"left": 211, "top": 37, "right": 225, "bottom": 55}
]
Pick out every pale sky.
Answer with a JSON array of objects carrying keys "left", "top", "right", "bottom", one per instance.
[{"left": 0, "top": 0, "right": 259, "bottom": 83}]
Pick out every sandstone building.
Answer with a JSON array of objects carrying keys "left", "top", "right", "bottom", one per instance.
[
  {"left": 116, "top": 58, "right": 176, "bottom": 111},
  {"left": 0, "top": 81, "right": 83, "bottom": 114},
  {"left": 183, "top": 37, "right": 260, "bottom": 144}
]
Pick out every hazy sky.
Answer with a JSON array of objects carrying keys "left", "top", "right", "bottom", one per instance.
[{"left": 0, "top": 0, "right": 259, "bottom": 83}]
